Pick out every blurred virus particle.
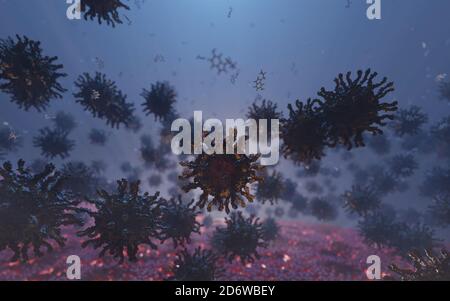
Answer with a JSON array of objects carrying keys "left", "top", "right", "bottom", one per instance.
[
  {"left": 88, "top": 128, "right": 108, "bottom": 146},
  {"left": 296, "top": 160, "right": 321, "bottom": 178},
  {"left": 390, "top": 105, "right": 428, "bottom": 137},
  {"left": 387, "top": 154, "right": 418, "bottom": 178},
  {"left": 77, "top": 179, "right": 162, "bottom": 263},
  {"left": 148, "top": 174, "right": 162, "bottom": 187},
  {"left": 73, "top": 72, "right": 135, "bottom": 128},
  {"left": 158, "top": 196, "right": 201, "bottom": 248},
  {"left": 358, "top": 211, "right": 402, "bottom": 249},
  {"left": 141, "top": 81, "right": 177, "bottom": 121},
  {"left": 159, "top": 112, "right": 180, "bottom": 145},
  {"left": 430, "top": 116, "right": 450, "bottom": 158},
  {"left": 419, "top": 165, "right": 450, "bottom": 198},
  {"left": 0, "top": 35, "right": 67, "bottom": 111},
  {"left": 29, "top": 158, "right": 47, "bottom": 173},
  {"left": 120, "top": 162, "right": 142, "bottom": 182},
  {"left": 139, "top": 134, "right": 158, "bottom": 167},
  {"left": 245, "top": 203, "right": 261, "bottom": 216},
  {"left": 246, "top": 99, "right": 282, "bottom": 134},
  {"left": 211, "top": 211, "right": 267, "bottom": 264},
  {"left": 0, "top": 160, "right": 82, "bottom": 262},
  {"left": 179, "top": 151, "right": 263, "bottom": 214},
  {"left": 261, "top": 217, "right": 280, "bottom": 242},
  {"left": 33, "top": 127, "right": 75, "bottom": 159},
  {"left": 274, "top": 206, "right": 285, "bottom": 218},
  {"left": 398, "top": 207, "right": 422, "bottom": 225},
  {"left": 401, "top": 130, "right": 436, "bottom": 155},
  {"left": 207, "top": 48, "right": 237, "bottom": 75},
  {"left": 81, "top": 0, "right": 130, "bottom": 27},
  {"left": 125, "top": 114, "right": 143, "bottom": 133},
  {"left": 290, "top": 193, "right": 308, "bottom": 213},
  {"left": 168, "top": 247, "right": 222, "bottom": 281},
  {"left": 398, "top": 223, "right": 437, "bottom": 254},
  {"left": 428, "top": 194, "right": 450, "bottom": 228},
  {"left": 61, "top": 161, "right": 99, "bottom": 198},
  {"left": 388, "top": 249, "right": 450, "bottom": 281},
  {"left": 253, "top": 70, "right": 266, "bottom": 92},
  {"left": 318, "top": 69, "right": 397, "bottom": 149},
  {"left": 281, "top": 98, "right": 328, "bottom": 164},
  {"left": 51, "top": 111, "right": 77, "bottom": 133},
  {"left": 0, "top": 124, "right": 23, "bottom": 154},
  {"left": 366, "top": 133, "right": 391, "bottom": 156},
  {"left": 280, "top": 178, "right": 297, "bottom": 201},
  {"left": 256, "top": 170, "right": 284, "bottom": 205},
  {"left": 438, "top": 80, "right": 450, "bottom": 103},
  {"left": 309, "top": 197, "right": 338, "bottom": 221},
  {"left": 90, "top": 160, "right": 107, "bottom": 175},
  {"left": 342, "top": 185, "right": 381, "bottom": 217},
  {"left": 367, "top": 165, "right": 398, "bottom": 196},
  {"left": 304, "top": 180, "right": 324, "bottom": 195}
]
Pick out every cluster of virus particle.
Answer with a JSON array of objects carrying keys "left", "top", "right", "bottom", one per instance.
[
  {"left": 0, "top": 35, "right": 67, "bottom": 111},
  {"left": 81, "top": 0, "right": 130, "bottom": 27},
  {"left": 88, "top": 128, "right": 108, "bottom": 146},
  {"left": 141, "top": 81, "right": 177, "bottom": 121},
  {"left": 33, "top": 127, "right": 75, "bottom": 159},
  {"left": 77, "top": 179, "right": 163, "bottom": 263},
  {"left": 256, "top": 170, "right": 284, "bottom": 205},
  {"left": 342, "top": 185, "right": 381, "bottom": 217},
  {"left": 0, "top": 160, "right": 82, "bottom": 262},
  {"left": 430, "top": 116, "right": 450, "bottom": 158},
  {"left": 260, "top": 217, "right": 280, "bottom": 242},
  {"left": 253, "top": 70, "right": 267, "bottom": 91},
  {"left": 419, "top": 165, "right": 450, "bottom": 198},
  {"left": 60, "top": 161, "right": 99, "bottom": 199},
  {"left": 387, "top": 249, "right": 450, "bottom": 281},
  {"left": 139, "top": 134, "right": 172, "bottom": 170},
  {"left": 246, "top": 99, "right": 283, "bottom": 133},
  {"left": 387, "top": 154, "right": 418, "bottom": 178},
  {"left": 179, "top": 147, "right": 264, "bottom": 213},
  {"left": 158, "top": 196, "right": 202, "bottom": 248},
  {"left": 51, "top": 111, "right": 77, "bottom": 133},
  {"left": 304, "top": 180, "right": 324, "bottom": 195},
  {"left": 211, "top": 211, "right": 267, "bottom": 264},
  {"left": 438, "top": 81, "right": 450, "bottom": 103},
  {"left": 367, "top": 133, "right": 391, "bottom": 156},
  {"left": 428, "top": 194, "right": 450, "bottom": 228},
  {"left": 401, "top": 130, "right": 435, "bottom": 155},
  {"left": 73, "top": 72, "right": 135, "bottom": 128},
  {"left": 390, "top": 105, "right": 428, "bottom": 137},
  {"left": 168, "top": 247, "right": 222, "bottom": 281},
  {"left": 309, "top": 197, "right": 338, "bottom": 221},
  {"left": 207, "top": 49, "right": 237, "bottom": 75}
]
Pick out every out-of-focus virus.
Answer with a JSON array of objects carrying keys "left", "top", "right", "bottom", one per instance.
[
  {"left": 81, "top": 0, "right": 130, "bottom": 27},
  {"left": 256, "top": 170, "right": 284, "bottom": 205},
  {"left": 367, "top": 133, "right": 391, "bottom": 156},
  {"left": 304, "top": 180, "right": 324, "bottom": 195},
  {"left": 390, "top": 105, "right": 428, "bottom": 137},
  {"left": 211, "top": 211, "right": 267, "bottom": 264},
  {"left": 318, "top": 69, "right": 397, "bottom": 149},
  {"left": 168, "top": 247, "right": 222, "bottom": 281},
  {"left": 428, "top": 194, "right": 450, "bottom": 228},
  {"left": 158, "top": 196, "right": 201, "bottom": 248},
  {"left": 148, "top": 174, "right": 162, "bottom": 187},
  {"left": 419, "top": 165, "right": 450, "bottom": 198},
  {"left": 139, "top": 135, "right": 172, "bottom": 170},
  {"left": 33, "top": 127, "right": 75, "bottom": 159},
  {"left": 0, "top": 124, "right": 22, "bottom": 154},
  {"left": 261, "top": 217, "right": 280, "bottom": 242},
  {"left": 61, "top": 161, "right": 99, "bottom": 198},
  {"left": 73, "top": 72, "right": 135, "bottom": 128},
  {"left": 401, "top": 130, "right": 436, "bottom": 155},
  {"left": 77, "top": 179, "right": 162, "bottom": 263},
  {"left": 309, "top": 197, "right": 338, "bottom": 221},
  {"left": 88, "top": 128, "right": 109, "bottom": 146},
  {"left": 342, "top": 185, "right": 381, "bottom": 217},
  {"left": 387, "top": 249, "right": 450, "bottom": 281},
  {"left": 398, "top": 223, "right": 437, "bottom": 254},
  {"left": 387, "top": 154, "right": 418, "bottom": 178},
  {"left": 290, "top": 193, "right": 308, "bottom": 213},
  {"left": 280, "top": 178, "right": 297, "bottom": 201},
  {"left": 246, "top": 99, "right": 282, "bottom": 134},
  {"left": 0, "top": 35, "right": 66, "bottom": 111},
  {"left": 141, "top": 82, "right": 177, "bottom": 121},
  {"left": 51, "top": 111, "right": 77, "bottom": 133},
  {"left": 125, "top": 114, "right": 143, "bottom": 133},
  {"left": 430, "top": 116, "right": 450, "bottom": 158},
  {"left": 358, "top": 211, "right": 403, "bottom": 249},
  {"left": 296, "top": 160, "right": 321, "bottom": 178},
  {"left": 438, "top": 80, "right": 450, "bottom": 103},
  {"left": 0, "top": 160, "right": 82, "bottom": 262},
  {"left": 253, "top": 70, "right": 266, "bottom": 92},
  {"left": 120, "top": 162, "right": 142, "bottom": 182}
]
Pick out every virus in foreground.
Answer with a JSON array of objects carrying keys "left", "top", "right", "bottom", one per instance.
[
  {"left": 168, "top": 247, "right": 222, "bottom": 281},
  {"left": 141, "top": 81, "right": 177, "bottom": 121},
  {"left": 81, "top": 0, "right": 130, "bottom": 27}
]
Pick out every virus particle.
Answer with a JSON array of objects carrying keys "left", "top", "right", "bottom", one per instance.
[
  {"left": 141, "top": 82, "right": 177, "bottom": 121},
  {"left": 256, "top": 170, "right": 284, "bottom": 205},
  {"left": 274, "top": 206, "right": 285, "bottom": 218},
  {"left": 179, "top": 149, "right": 263, "bottom": 213},
  {"left": 387, "top": 154, "right": 418, "bottom": 178},
  {"left": 51, "top": 111, "right": 77, "bottom": 133},
  {"left": 318, "top": 69, "right": 397, "bottom": 149},
  {"left": 139, "top": 134, "right": 158, "bottom": 167},
  {"left": 158, "top": 196, "right": 201, "bottom": 248},
  {"left": 0, "top": 124, "right": 22, "bottom": 154},
  {"left": 261, "top": 217, "right": 280, "bottom": 242},
  {"left": 419, "top": 165, "right": 450, "bottom": 198},
  {"left": 304, "top": 180, "right": 324, "bottom": 195},
  {"left": 61, "top": 161, "right": 99, "bottom": 198},
  {"left": 430, "top": 116, "right": 450, "bottom": 158},
  {"left": 73, "top": 72, "right": 135, "bottom": 128},
  {"left": 253, "top": 70, "right": 266, "bottom": 91},
  {"left": 168, "top": 247, "right": 222, "bottom": 281},
  {"left": 88, "top": 128, "right": 108, "bottom": 146},
  {"left": 281, "top": 99, "right": 328, "bottom": 164},
  {"left": 358, "top": 211, "right": 403, "bottom": 249},
  {"left": 0, "top": 160, "right": 82, "bottom": 262},
  {"left": 309, "top": 197, "right": 338, "bottom": 221},
  {"left": 81, "top": 0, "right": 130, "bottom": 27},
  {"left": 159, "top": 112, "right": 180, "bottom": 145},
  {"left": 77, "top": 179, "right": 162, "bottom": 263},
  {"left": 207, "top": 49, "right": 237, "bottom": 75},
  {"left": 148, "top": 174, "right": 162, "bottom": 187},
  {"left": 211, "top": 212, "right": 267, "bottom": 264},
  {"left": 438, "top": 81, "right": 450, "bottom": 103},
  {"left": 398, "top": 223, "right": 438, "bottom": 254},
  {"left": 280, "top": 178, "right": 297, "bottom": 201},
  {"left": 342, "top": 185, "right": 381, "bottom": 217},
  {"left": 367, "top": 165, "right": 398, "bottom": 196},
  {"left": 401, "top": 130, "right": 436, "bottom": 155},
  {"left": 33, "top": 127, "right": 75, "bottom": 159},
  {"left": 366, "top": 133, "right": 391, "bottom": 156},
  {"left": 0, "top": 35, "right": 66, "bottom": 111},
  {"left": 428, "top": 194, "right": 450, "bottom": 228},
  {"left": 289, "top": 193, "right": 308, "bottom": 213},
  {"left": 387, "top": 249, "right": 450, "bottom": 281},
  {"left": 246, "top": 99, "right": 283, "bottom": 134},
  {"left": 390, "top": 105, "right": 428, "bottom": 137},
  {"left": 120, "top": 162, "right": 142, "bottom": 182}
]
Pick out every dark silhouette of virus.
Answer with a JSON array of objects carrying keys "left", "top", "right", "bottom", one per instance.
[
  {"left": 438, "top": 81, "right": 450, "bottom": 103},
  {"left": 0, "top": 124, "right": 23, "bottom": 154},
  {"left": 0, "top": 35, "right": 67, "bottom": 111},
  {"left": 280, "top": 178, "right": 297, "bottom": 201},
  {"left": 401, "top": 130, "right": 436, "bottom": 155},
  {"left": 148, "top": 174, "right": 162, "bottom": 187},
  {"left": 81, "top": 0, "right": 130, "bottom": 27},
  {"left": 168, "top": 247, "right": 222, "bottom": 281},
  {"left": 342, "top": 185, "right": 381, "bottom": 217},
  {"left": 430, "top": 116, "right": 450, "bottom": 158},
  {"left": 120, "top": 162, "right": 142, "bottom": 182},
  {"left": 318, "top": 69, "right": 397, "bottom": 149},
  {"left": 387, "top": 154, "right": 418, "bottom": 178},
  {"left": 61, "top": 161, "right": 99, "bottom": 199},
  {"left": 139, "top": 135, "right": 172, "bottom": 171},
  {"left": 390, "top": 105, "right": 428, "bottom": 137},
  {"left": 33, "top": 127, "right": 75, "bottom": 159},
  {"left": 290, "top": 193, "right": 308, "bottom": 213},
  {"left": 397, "top": 223, "right": 438, "bottom": 254},
  {"left": 158, "top": 196, "right": 202, "bottom": 248},
  {"left": 358, "top": 211, "right": 403, "bottom": 249},
  {"left": 77, "top": 179, "right": 163, "bottom": 263},
  {"left": 387, "top": 249, "right": 450, "bottom": 281},
  {"left": 246, "top": 99, "right": 283, "bottom": 134},
  {"left": 51, "top": 111, "right": 77, "bottom": 133},
  {"left": 366, "top": 133, "right": 391, "bottom": 156},
  {"left": 309, "top": 197, "right": 338, "bottom": 221},
  {"left": 274, "top": 206, "right": 285, "bottom": 218},
  {"left": 179, "top": 149, "right": 263, "bottom": 213},
  {"left": 73, "top": 72, "right": 135, "bottom": 128},
  {"left": 88, "top": 128, "right": 108, "bottom": 146},
  {"left": 0, "top": 160, "right": 82, "bottom": 262},
  {"left": 125, "top": 114, "right": 143, "bottom": 133},
  {"left": 261, "top": 217, "right": 280, "bottom": 242},
  {"left": 281, "top": 98, "right": 329, "bottom": 164},
  {"left": 256, "top": 170, "right": 284, "bottom": 205},
  {"left": 141, "top": 81, "right": 177, "bottom": 121},
  {"left": 419, "top": 165, "right": 450, "bottom": 198},
  {"left": 211, "top": 212, "right": 267, "bottom": 264},
  {"left": 428, "top": 194, "right": 450, "bottom": 228}
]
